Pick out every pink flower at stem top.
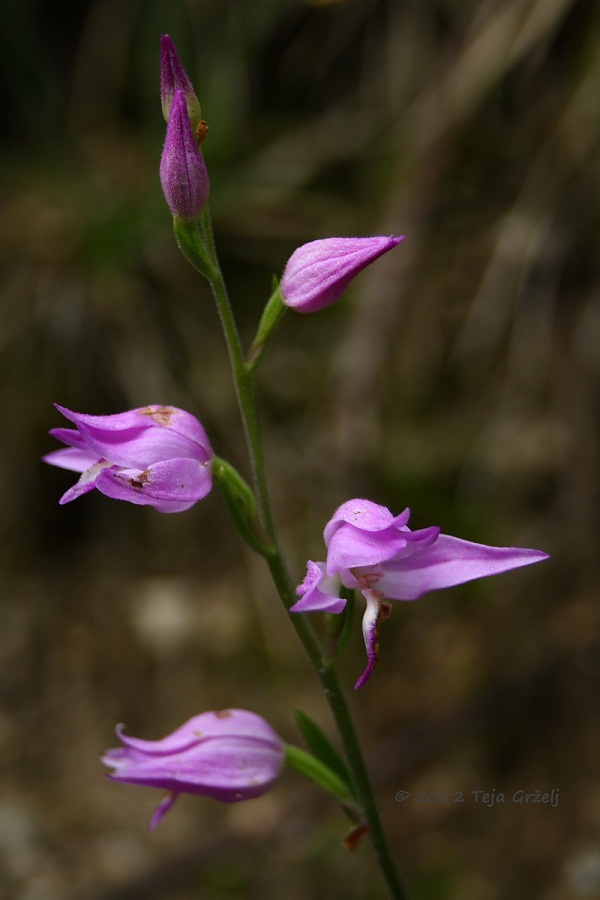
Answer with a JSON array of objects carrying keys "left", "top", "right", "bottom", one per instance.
[
  {"left": 43, "top": 404, "right": 213, "bottom": 513},
  {"left": 102, "top": 709, "right": 285, "bottom": 830},
  {"left": 291, "top": 499, "right": 549, "bottom": 688},
  {"left": 280, "top": 235, "right": 404, "bottom": 313}
]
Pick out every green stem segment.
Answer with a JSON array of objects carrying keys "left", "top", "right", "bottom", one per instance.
[{"left": 181, "top": 209, "right": 410, "bottom": 900}]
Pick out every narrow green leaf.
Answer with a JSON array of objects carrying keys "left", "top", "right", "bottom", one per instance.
[
  {"left": 285, "top": 744, "right": 355, "bottom": 806},
  {"left": 294, "top": 709, "right": 354, "bottom": 795}
]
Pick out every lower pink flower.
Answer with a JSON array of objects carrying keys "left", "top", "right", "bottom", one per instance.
[{"left": 102, "top": 709, "right": 285, "bottom": 830}]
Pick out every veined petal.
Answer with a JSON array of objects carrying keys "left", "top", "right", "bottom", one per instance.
[
  {"left": 102, "top": 710, "right": 285, "bottom": 813},
  {"left": 149, "top": 792, "right": 178, "bottom": 831},
  {"left": 400, "top": 525, "right": 440, "bottom": 546},
  {"left": 324, "top": 499, "right": 414, "bottom": 573},
  {"left": 160, "top": 90, "right": 209, "bottom": 221},
  {"left": 160, "top": 35, "right": 201, "bottom": 126},
  {"left": 58, "top": 462, "right": 109, "bottom": 504},
  {"left": 105, "top": 735, "right": 282, "bottom": 800},
  {"left": 95, "top": 458, "right": 212, "bottom": 513},
  {"left": 54, "top": 405, "right": 212, "bottom": 469},
  {"left": 290, "top": 561, "right": 346, "bottom": 614},
  {"left": 47, "top": 427, "right": 93, "bottom": 451},
  {"left": 324, "top": 499, "right": 409, "bottom": 544},
  {"left": 326, "top": 524, "right": 409, "bottom": 575},
  {"left": 376, "top": 534, "right": 549, "bottom": 601},
  {"left": 113, "top": 710, "right": 282, "bottom": 755},
  {"left": 43, "top": 446, "right": 101, "bottom": 473},
  {"left": 281, "top": 236, "right": 404, "bottom": 313}
]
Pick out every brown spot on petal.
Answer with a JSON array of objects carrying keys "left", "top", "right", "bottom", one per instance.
[
  {"left": 129, "top": 469, "right": 151, "bottom": 489},
  {"left": 214, "top": 709, "right": 232, "bottom": 719},
  {"left": 139, "top": 406, "right": 176, "bottom": 426}
]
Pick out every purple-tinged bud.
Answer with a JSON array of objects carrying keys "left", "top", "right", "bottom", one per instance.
[
  {"left": 160, "top": 90, "right": 210, "bottom": 221},
  {"left": 102, "top": 709, "right": 285, "bottom": 830},
  {"left": 160, "top": 34, "right": 202, "bottom": 129},
  {"left": 280, "top": 235, "right": 404, "bottom": 313}
]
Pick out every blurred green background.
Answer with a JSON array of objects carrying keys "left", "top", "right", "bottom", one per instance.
[{"left": 1, "top": 0, "right": 599, "bottom": 897}]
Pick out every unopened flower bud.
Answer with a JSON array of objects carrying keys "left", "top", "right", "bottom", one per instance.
[
  {"left": 160, "top": 34, "right": 202, "bottom": 130},
  {"left": 280, "top": 235, "right": 404, "bottom": 313},
  {"left": 160, "top": 90, "right": 210, "bottom": 221}
]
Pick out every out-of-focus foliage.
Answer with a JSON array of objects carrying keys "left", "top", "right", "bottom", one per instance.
[{"left": 0, "top": 1, "right": 599, "bottom": 898}]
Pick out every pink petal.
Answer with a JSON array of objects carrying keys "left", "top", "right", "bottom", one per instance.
[
  {"left": 160, "top": 90, "right": 209, "bottom": 220},
  {"left": 102, "top": 711, "right": 284, "bottom": 812},
  {"left": 281, "top": 236, "right": 404, "bottom": 313},
  {"left": 95, "top": 458, "right": 212, "bottom": 513},
  {"left": 376, "top": 534, "right": 549, "bottom": 601},
  {"left": 43, "top": 446, "right": 100, "bottom": 473},
  {"left": 354, "top": 591, "right": 392, "bottom": 690},
  {"left": 54, "top": 405, "right": 212, "bottom": 469},
  {"left": 290, "top": 561, "right": 346, "bottom": 614},
  {"left": 148, "top": 792, "right": 178, "bottom": 831}
]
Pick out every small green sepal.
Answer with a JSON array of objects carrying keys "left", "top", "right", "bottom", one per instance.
[
  {"left": 213, "top": 457, "right": 274, "bottom": 557},
  {"left": 246, "top": 281, "right": 287, "bottom": 371},
  {"left": 173, "top": 217, "right": 218, "bottom": 281}
]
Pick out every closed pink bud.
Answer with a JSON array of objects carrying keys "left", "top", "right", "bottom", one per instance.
[
  {"left": 160, "top": 90, "right": 209, "bottom": 221},
  {"left": 160, "top": 34, "right": 202, "bottom": 129},
  {"left": 280, "top": 235, "right": 404, "bottom": 313}
]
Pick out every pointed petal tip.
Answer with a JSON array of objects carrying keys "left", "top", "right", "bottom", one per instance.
[{"left": 148, "top": 793, "right": 178, "bottom": 831}]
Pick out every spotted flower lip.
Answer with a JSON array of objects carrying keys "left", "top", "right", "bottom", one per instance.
[
  {"left": 280, "top": 236, "right": 404, "bottom": 313},
  {"left": 102, "top": 709, "right": 285, "bottom": 830},
  {"left": 291, "top": 499, "right": 549, "bottom": 688},
  {"left": 160, "top": 89, "right": 210, "bottom": 221},
  {"left": 43, "top": 404, "right": 213, "bottom": 513}
]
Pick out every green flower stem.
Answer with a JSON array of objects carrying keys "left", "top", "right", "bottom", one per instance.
[{"left": 193, "top": 206, "right": 410, "bottom": 900}]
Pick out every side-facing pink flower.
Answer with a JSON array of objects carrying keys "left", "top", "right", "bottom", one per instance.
[
  {"left": 43, "top": 404, "right": 213, "bottom": 513},
  {"left": 102, "top": 709, "right": 285, "bottom": 830},
  {"left": 280, "top": 236, "right": 404, "bottom": 313},
  {"left": 291, "top": 499, "right": 549, "bottom": 688},
  {"left": 160, "top": 89, "right": 209, "bottom": 221}
]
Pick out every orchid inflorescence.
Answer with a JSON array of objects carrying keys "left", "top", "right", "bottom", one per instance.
[{"left": 43, "top": 34, "right": 548, "bottom": 895}]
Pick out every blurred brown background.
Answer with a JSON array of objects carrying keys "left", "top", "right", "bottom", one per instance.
[{"left": 0, "top": 0, "right": 598, "bottom": 898}]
